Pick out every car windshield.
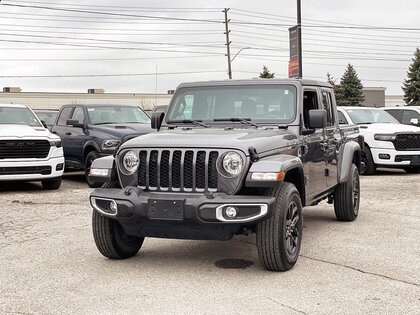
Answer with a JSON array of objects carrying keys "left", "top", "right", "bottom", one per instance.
[
  {"left": 166, "top": 85, "right": 296, "bottom": 124},
  {"left": 346, "top": 108, "right": 398, "bottom": 124},
  {"left": 36, "top": 112, "right": 58, "bottom": 125},
  {"left": 0, "top": 107, "right": 42, "bottom": 127},
  {"left": 87, "top": 106, "right": 150, "bottom": 125}
]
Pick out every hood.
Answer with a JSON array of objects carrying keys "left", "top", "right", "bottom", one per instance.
[
  {"left": 0, "top": 124, "right": 57, "bottom": 139},
  {"left": 90, "top": 123, "right": 154, "bottom": 138},
  {"left": 120, "top": 127, "right": 299, "bottom": 154},
  {"left": 359, "top": 123, "right": 420, "bottom": 134}
]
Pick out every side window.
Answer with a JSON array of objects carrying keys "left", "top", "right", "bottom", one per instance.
[
  {"left": 321, "top": 91, "right": 335, "bottom": 126},
  {"left": 303, "top": 90, "right": 319, "bottom": 129},
  {"left": 72, "top": 107, "right": 85, "bottom": 123},
  {"left": 57, "top": 107, "right": 73, "bottom": 126},
  {"left": 337, "top": 111, "right": 348, "bottom": 124},
  {"left": 402, "top": 110, "right": 420, "bottom": 124},
  {"left": 385, "top": 109, "right": 403, "bottom": 122}
]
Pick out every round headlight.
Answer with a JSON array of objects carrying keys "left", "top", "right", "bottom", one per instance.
[
  {"left": 122, "top": 151, "right": 139, "bottom": 175},
  {"left": 222, "top": 152, "right": 244, "bottom": 176}
]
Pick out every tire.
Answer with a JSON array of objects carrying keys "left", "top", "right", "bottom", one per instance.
[
  {"left": 334, "top": 164, "right": 360, "bottom": 222},
  {"left": 85, "top": 151, "right": 101, "bottom": 188},
  {"left": 92, "top": 210, "right": 144, "bottom": 259},
  {"left": 361, "top": 146, "right": 375, "bottom": 175},
  {"left": 256, "top": 182, "right": 303, "bottom": 272},
  {"left": 404, "top": 167, "right": 420, "bottom": 174},
  {"left": 41, "top": 177, "right": 62, "bottom": 190}
]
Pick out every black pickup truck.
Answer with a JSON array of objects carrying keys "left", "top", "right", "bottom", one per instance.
[
  {"left": 51, "top": 104, "right": 152, "bottom": 187},
  {"left": 88, "top": 79, "right": 363, "bottom": 271}
]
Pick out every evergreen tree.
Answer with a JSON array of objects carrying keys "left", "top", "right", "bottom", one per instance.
[
  {"left": 259, "top": 66, "right": 275, "bottom": 78},
  {"left": 337, "top": 64, "right": 365, "bottom": 106},
  {"left": 402, "top": 48, "right": 420, "bottom": 106},
  {"left": 327, "top": 72, "right": 343, "bottom": 101}
]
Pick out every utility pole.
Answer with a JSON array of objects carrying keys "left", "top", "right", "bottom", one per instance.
[
  {"left": 223, "top": 8, "right": 232, "bottom": 79},
  {"left": 297, "top": 0, "right": 303, "bottom": 78}
]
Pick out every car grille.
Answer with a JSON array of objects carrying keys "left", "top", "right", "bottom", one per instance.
[
  {"left": 137, "top": 149, "right": 219, "bottom": 192},
  {"left": 0, "top": 140, "right": 50, "bottom": 159},
  {"left": 393, "top": 134, "right": 420, "bottom": 151},
  {"left": 0, "top": 166, "right": 52, "bottom": 176}
]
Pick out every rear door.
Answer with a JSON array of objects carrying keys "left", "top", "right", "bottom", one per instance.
[{"left": 321, "top": 89, "right": 340, "bottom": 189}]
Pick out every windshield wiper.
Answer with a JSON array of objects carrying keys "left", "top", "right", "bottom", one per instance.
[
  {"left": 356, "top": 122, "right": 373, "bottom": 125},
  {"left": 171, "top": 119, "right": 210, "bottom": 128},
  {"left": 213, "top": 117, "right": 260, "bottom": 128},
  {"left": 94, "top": 122, "right": 116, "bottom": 125}
]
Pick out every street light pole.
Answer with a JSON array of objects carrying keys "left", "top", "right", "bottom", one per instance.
[{"left": 297, "top": 0, "right": 303, "bottom": 78}]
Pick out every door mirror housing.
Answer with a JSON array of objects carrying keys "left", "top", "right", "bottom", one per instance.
[
  {"left": 409, "top": 118, "right": 419, "bottom": 126},
  {"left": 66, "top": 119, "right": 85, "bottom": 129},
  {"left": 40, "top": 120, "right": 48, "bottom": 129},
  {"left": 151, "top": 111, "right": 164, "bottom": 130},
  {"left": 308, "top": 109, "right": 327, "bottom": 129}
]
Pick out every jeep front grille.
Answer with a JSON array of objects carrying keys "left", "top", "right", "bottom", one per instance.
[
  {"left": 137, "top": 149, "right": 219, "bottom": 192},
  {"left": 393, "top": 134, "right": 420, "bottom": 151},
  {"left": 0, "top": 140, "right": 50, "bottom": 159}
]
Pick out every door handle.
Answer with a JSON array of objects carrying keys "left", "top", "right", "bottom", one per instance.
[{"left": 65, "top": 132, "right": 72, "bottom": 135}]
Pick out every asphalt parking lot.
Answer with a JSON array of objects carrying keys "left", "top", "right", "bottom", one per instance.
[{"left": 0, "top": 170, "right": 419, "bottom": 314}]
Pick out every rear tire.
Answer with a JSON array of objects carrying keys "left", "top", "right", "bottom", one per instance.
[
  {"left": 361, "top": 146, "right": 375, "bottom": 175},
  {"left": 334, "top": 164, "right": 360, "bottom": 222},
  {"left": 85, "top": 151, "right": 101, "bottom": 188},
  {"left": 42, "top": 177, "right": 62, "bottom": 190},
  {"left": 92, "top": 210, "right": 144, "bottom": 259},
  {"left": 256, "top": 183, "right": 303, "bottom": 271}
]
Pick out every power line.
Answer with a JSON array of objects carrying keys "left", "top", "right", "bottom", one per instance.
[{"left": 0, "top": 70, "right": 227, "bottom": 78}]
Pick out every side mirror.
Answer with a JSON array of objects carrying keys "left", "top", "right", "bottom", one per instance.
[
  {"left": 409, "top": 118, "right": 419, "bottom": 126},
  {"left": 66, "top": 119, "right": 85, "bottom": 129},
  {"left": 41, "top": 120, "right": 48, "bottom": 128},
  {"left": 308, "top": 109, "right": 327, "bottom": 129},
  {"left": 151, "top": 111, "right": 164, "bottom": 130}
]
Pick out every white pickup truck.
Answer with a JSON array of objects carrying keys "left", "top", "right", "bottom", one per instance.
[
  {"left": 0, "top": 104, "right": 64, "bottom": 189},
  {"left": 337, "top": 106, "right": 420, "bottom": 174}
]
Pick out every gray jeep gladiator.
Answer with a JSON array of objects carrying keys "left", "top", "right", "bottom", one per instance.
[{"left": 89, "top": 79, "right": 363, "bottom": 271}]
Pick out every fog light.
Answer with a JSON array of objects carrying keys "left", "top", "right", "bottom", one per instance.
[
  {"left": 224, "top": 206, "right": 238, "bottom": 218},
  {"left": 379, "top": 153, "right": 391, "bottom": 160},
  {"left": 56, "top": 163, "right": 64, "bottom": 171},
  {"left": 109, "top": 200, "right": 118, "bottom": 213}
]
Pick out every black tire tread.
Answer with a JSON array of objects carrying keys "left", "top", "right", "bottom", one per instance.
[{"left": 42, "top": 177, "right": 62, "bottom": 190}]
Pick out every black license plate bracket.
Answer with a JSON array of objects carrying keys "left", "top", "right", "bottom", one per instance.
[{"left": 148, "top": 199, "right": 185, "bottom": 221}]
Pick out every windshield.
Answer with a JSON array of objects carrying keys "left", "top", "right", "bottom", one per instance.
[
  {"left": 87, "top": 106, "right": 150, "bottom": 125},
  {"left": 36, "top": 112, "right": 58, "bottom": 125},
  {"left": 0, "top": 107, "right": 42, "bottom": 127},
  {"left": 166, "top": 85, "right": 296, "bottom": 124},
  {"left": 346, "top": 108, "right": 399, "bottom": 124}
]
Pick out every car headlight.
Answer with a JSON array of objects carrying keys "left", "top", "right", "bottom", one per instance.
[
  {"left": 121, "top": 151, "right": 139, "bottom": 175},
  {"left": 221, "top": 151, "right": 244, "bottom": 176},
  {"left": 374, "top": 134, "right": 396, "bottom": 141},
  {"left": 101, "top": 139, "right": 120, "bottom": 149},
  {"left": 49, "top": 140, "right": 62, "bottom": 148}
]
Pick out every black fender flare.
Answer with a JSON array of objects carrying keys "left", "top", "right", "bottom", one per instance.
[
  {"left": 89, "top": 155, "right": 118, "bottom": 186},
  {"left": 83, "top": 141, "right": 101, "bottom": 161},
  {"left": 338, "top": 141, "right": 361, "bottom": 183}
]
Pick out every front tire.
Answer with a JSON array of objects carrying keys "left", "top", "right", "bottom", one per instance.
[
  {"left": 256, "top": 183, "right": 303, "bottom": 272},
  {"left": 85, "top": 151, "right": 101, "bottom": 188},
  {"left": 92, "top": 210, "right": 144, "bottom": 259},
  {"left": 334, "top": 164, "right": 360, "bottom": 222},
  {"left": 404, "top": 167, "right": 420, "bottom": 174},
  {"left": 361, "top": 146, "right": 375, "bottom": 175},
  {"left": 42, "top": 177, "right": 62, "bottom": 190}
]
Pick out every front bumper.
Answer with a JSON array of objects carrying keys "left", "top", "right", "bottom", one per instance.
[
  {"left": 90, "top": 186, "right": 275, "bottom": 240},
  {"left": 370, "top": 148, "right": 420, "bottom": 167},
  {"left": 0, "top": 156, "right": 64, "bottom": 181}
]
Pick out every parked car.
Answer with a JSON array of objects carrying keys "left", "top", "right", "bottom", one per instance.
[
  {"left": 51, "top": 104, "right": 153, "bottom": 187},
  {"left": 337, "top": 106, "right": 420, "bottom": 174},
  {"left": 382, "top": 106, "right": 420, "bottom": 127},
  {"left": 0, "top": 104, "right": 64, "bottom": 189},
  {"left": 89, "top": 79, "right": 362, "bottom": 272},
  {"left": 33, "top": 109, "right": 59, "bottom": 130}
]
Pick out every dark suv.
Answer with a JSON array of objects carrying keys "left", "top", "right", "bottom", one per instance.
[{"left": 51, "top": 104, "right": 152, "bottom": 187}]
